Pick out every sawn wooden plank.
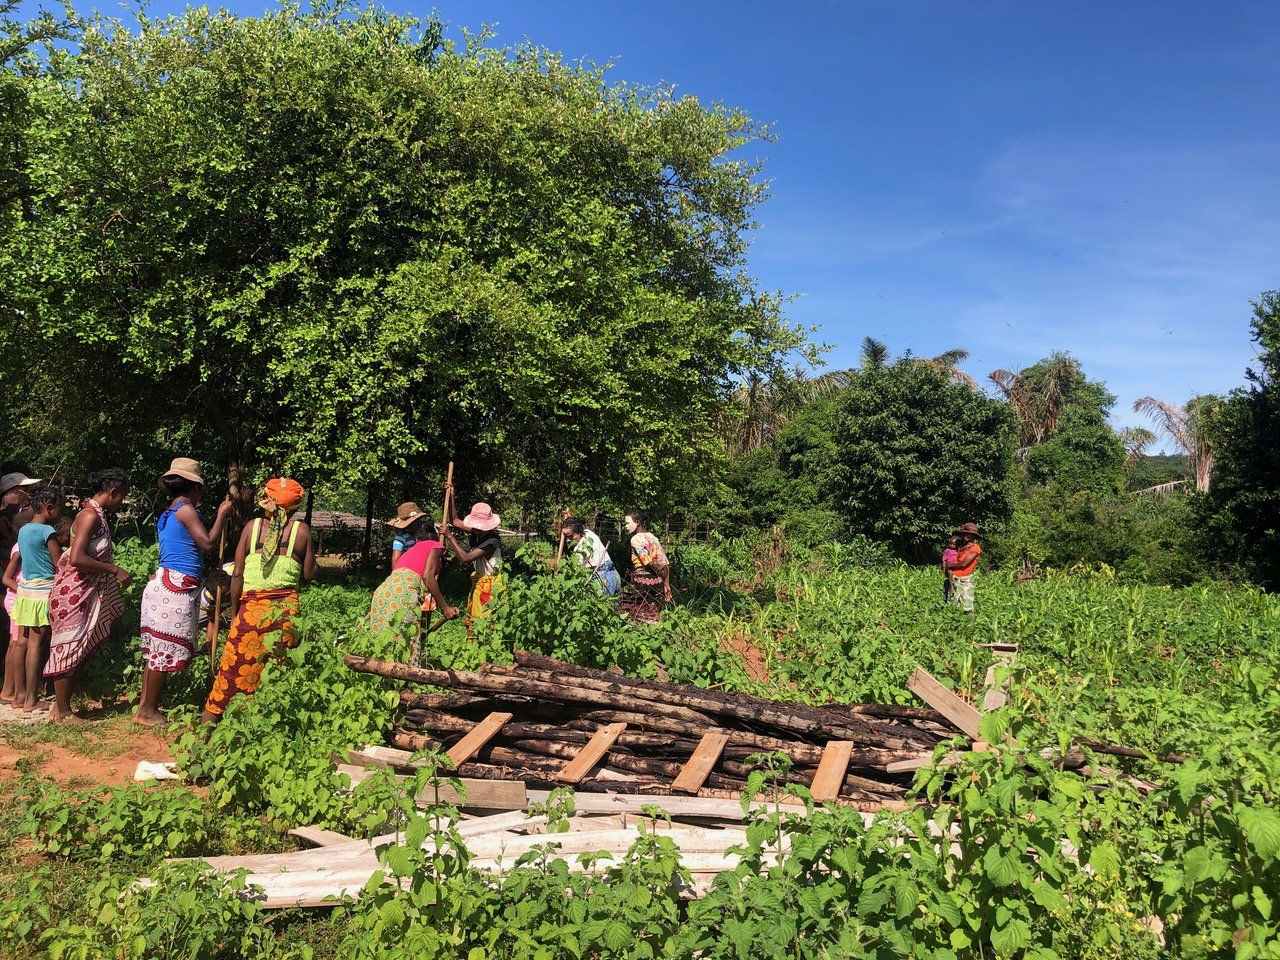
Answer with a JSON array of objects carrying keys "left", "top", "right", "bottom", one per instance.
[{"left": 671, "top": 732, "right": 729, "bottom": 794}]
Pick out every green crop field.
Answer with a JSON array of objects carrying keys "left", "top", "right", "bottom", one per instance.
[{"left": 1, "top": 537, "right": 1277, "bottom": 959}]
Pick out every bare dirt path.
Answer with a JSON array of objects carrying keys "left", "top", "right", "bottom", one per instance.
[{"left": 0, "top": 702, "right": 177, "bottom": 789}]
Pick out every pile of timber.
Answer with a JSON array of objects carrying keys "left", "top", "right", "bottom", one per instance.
[{"left": 343, "top": 651, "right": 974, "bottom": 808}]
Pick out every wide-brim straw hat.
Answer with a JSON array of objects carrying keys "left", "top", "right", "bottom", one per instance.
[
  {"left": 0, "top": 472, "right": 41, "bottom": 496},
  {"left": 387, "top": 501, "right": 429, "bottom": 529},
  {"left": 462, "top": 502, "right": 501, "bottom": 531},
  {"left": 954, "top": 522, "right": 982, "bottom": 538},
  {"left": 159, "top": 457, "right": 205, "bottom": 488}
]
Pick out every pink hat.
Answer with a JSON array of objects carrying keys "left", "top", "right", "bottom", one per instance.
[{"left": 462, "top": 502, "right": 501, "bottom": 531}]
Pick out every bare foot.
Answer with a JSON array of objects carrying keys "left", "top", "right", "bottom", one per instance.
[
  {"left": 132, "top": 710, "right": 167, "bottom": 727},
  {"left": 21, "top": 700, "right": 52, "bottom": 713},
  {"left": 51, "top": 710, "right": 88, "bottom": 725}
]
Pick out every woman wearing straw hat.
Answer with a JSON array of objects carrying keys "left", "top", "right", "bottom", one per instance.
[
  {"left": 202, "top": 478, "right": 316, "bottom": 722},
  {"left": 135, "top": 457, "right": 232, "bottom": 726},
  {"left": 443, "top": 503, "right": 505, "bottom": 637},
  {"left": 368, "top": 513, "right": 456, "bottom": 655},
  {"left": 387, "top": 502, "right": 430, "bottom": 567},
  {"left": 946, "top": 522, "right": 983, "bottom": 614}
]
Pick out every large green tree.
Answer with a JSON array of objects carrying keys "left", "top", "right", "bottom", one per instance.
[
  {"left": 1200, "top": 291, "right": 1280, "bottom": 587},
  {"left": 829, "top": 350, "right": 1014, "bottom": 561},
  {"left": 2, "top": 5, "right": 800, "bottom": 511},
  {"left": 991, "top": 353, "right": 1125, "bottom": 493}
]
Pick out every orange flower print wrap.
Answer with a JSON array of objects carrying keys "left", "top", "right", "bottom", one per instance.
[{"left": 203, "top": 587, "right": 299, "bottom": 716}]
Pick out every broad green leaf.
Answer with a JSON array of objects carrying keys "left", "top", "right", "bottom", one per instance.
[{"left": 1237, "top": 805, "right": 1280, "bottom": 861}]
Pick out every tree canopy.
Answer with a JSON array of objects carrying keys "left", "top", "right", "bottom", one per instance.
[
  {"left": 829, "top": 352, "right": 1014, "bottom": 561},
  {"left": 1, "top": 4, "right": 802, "bottom": 510},
  {"left": 1200, "top": 291, "right": 1280, "bottom": 587}
]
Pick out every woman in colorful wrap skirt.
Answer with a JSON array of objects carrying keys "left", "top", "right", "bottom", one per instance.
[
  {"left": 443, "top": 502, "right": 505, "bottom": 639},
  {"left": 368, "top": 526, "right": 457, "bottom": 658},
  {"left": 618, "top": 510, "right": 671, "bottom": 624},
  {"left": 44, "top": 468, "right": 133, "bottom": 724},
  {"left": 202, "top": 478, "right": 316, "bottom": 722},
  {"left": 135, "top": 458, "right": 232, "bottom": 726}
]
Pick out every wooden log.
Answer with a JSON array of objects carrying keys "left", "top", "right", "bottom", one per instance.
[
  {"left": 713, "top": 757, "right": 908, "bottom": 798},
  {"left": 399, "top": 690, "right": 564, "bottom": 720},
  {"left": 810, "top": 742, "right": 855, "bottom": 803},
  {"left": 446, "top": 712, "right": 514, "bottom": 766},
  {"left": 507, "top": 652, "right": 915, "bottom": 747},
  {"left": 346, "top": 656, "right": 716, "bottom": 727},
  {"left": 1074, "top": 739, "right": 1187, "bottom": 765},
  {"left": 821, "top": 703, "right": 947, "bottom": 722},
  {"left": 671, "top": 733, "right": 729, "bottom": 794},
  {"left": 906, "top": 668, "right": 982, "bottom": 740},
  {"left": 405, "top": 709, "right": 699, "bottom": 755},
  {"left": 557, "top": 722, "right": 628, "bottom": 784}
]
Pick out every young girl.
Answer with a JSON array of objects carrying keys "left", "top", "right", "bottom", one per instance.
[
  {"left": 136, "top": 458, "right": 231, "bottom": 726},
  {"left": 3, "top": 487, "right": 63, "bottom": 712},
  {"left": 940, "top": 536, "right": 959, "bottom": 604},
  {"left": 44, "top": 468, "right": 133, "bottom": 724}
]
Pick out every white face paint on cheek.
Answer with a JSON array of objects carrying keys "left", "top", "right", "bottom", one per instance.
[{"left": 624, "top": 519, "right": 637, "bottom": 534}]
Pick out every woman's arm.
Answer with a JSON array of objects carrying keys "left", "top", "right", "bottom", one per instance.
[
  {"left": 422, "top": 550, "right": 459, "bottom": 620},
  {"left": 176, "top": 500, "right": 233, "bottom": 553},
  {"left": 68, "top": 506, "right": 129, "bottom": 583},
  {"left": 227, "top": 524, "right": 252, "bottom": 611},
  {"left": 296, "top": 523, "right": 318, "bottom": 582},
  {"left": 2, "top": 551, "right": 19, "bottom": 592},
  {"left": 444, "top": 530, "right": 490, "bottom": 565}
]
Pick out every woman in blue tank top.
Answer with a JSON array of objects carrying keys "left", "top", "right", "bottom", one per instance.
[{"left": 135, "top": 457, "right": 231, "bottom": 726}]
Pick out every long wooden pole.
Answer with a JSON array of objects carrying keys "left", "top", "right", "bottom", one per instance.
[
  {"left": 441, "top": 461, "right": 454, "bottom": 528},
  {"left": 206, "top": 499, "right": 231, "bottom": 677},
  {"left": 416, "top": 461, "right": 455, "bottom": 666},
  {"left": 553, "top": 507, "right": 567, "bottom": 571}
]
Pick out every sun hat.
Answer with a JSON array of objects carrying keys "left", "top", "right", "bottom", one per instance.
[
  {"left": 159, "top": 457, "right": 205, "bottom": 487},
  {"left": 0, "top": 472, "right": 41, "bottom": 496},
  {"left": 387, "top": 502, "right": 429, "bottom": 529},
  {"left": 462, "top": 502, "right": 501, "bottom": 532},
  {"left": 954, "top": 522, "right": 982, "bottom": 538}
]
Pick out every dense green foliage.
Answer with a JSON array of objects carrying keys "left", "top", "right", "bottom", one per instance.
[
  {"left": 0, "top": 534, "right": 1277, "bottom": 957},
  {"left": 829, "top": 359, "right": 1014, "bottom": 562},
  {"left": 0, "top": 3, "right": 801, "bottom": 511},
  {"left": 1200, "top": 291, "right": 1280, "bottom": 588}
]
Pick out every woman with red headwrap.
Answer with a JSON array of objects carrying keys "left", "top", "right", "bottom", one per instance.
[{"left": 201, "top": 478, "right": 316, "bottom": 721}]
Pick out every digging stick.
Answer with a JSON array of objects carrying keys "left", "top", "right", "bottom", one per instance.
[
  {"left": 417, "top": 461, "right": 456, "bottom": 665},
  {"left": 553, "top": 507, "right": 567, "bottom": 572},
  {"left": 206, "top": 499, "right": 231, "bottom": 677}
]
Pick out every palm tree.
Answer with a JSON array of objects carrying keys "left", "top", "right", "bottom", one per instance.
[
  {"left": 989, "top": 354, "right": 1081, "bottom": 447},
  {"left": 1132, "top": 395, "right": 1220, "bottom": 493},
  {"left": 1118, "top": 426, "right": 1157, "bottom": 469},
  {"left": 721, "top": 366, "right": 856, "bottom": 457}
]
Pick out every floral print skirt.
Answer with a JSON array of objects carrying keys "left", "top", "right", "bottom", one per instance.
[{"left": 203, "top": 587, "right": 298, "bottom": 716}]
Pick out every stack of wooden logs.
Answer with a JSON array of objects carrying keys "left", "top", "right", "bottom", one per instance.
[{"left": 343, "top": 651, "right": 971, "bottom": 808}]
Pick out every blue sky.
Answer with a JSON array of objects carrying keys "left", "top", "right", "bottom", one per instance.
[
  {"left": 23, "top": 0, "right": 1280, "bottom": 431},
  {"left": 415, "top": 1, "right": 1279, "bottom": 431}
]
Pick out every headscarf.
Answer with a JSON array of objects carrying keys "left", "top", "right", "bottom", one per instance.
[{"left": 258, "top": 478, "right": 305, "bottom": 560}]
